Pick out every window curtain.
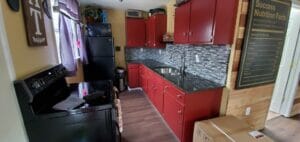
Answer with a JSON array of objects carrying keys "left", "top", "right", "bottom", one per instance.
[
  {"left": 77, "top": 23, "right": 88, "bottom": 64},
  {"left": 59, "top": 0, "right": 87, "bottom": 75}
]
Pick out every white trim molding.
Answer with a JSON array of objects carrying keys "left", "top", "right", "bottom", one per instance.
[
  {"left": 0, "top": 3, "right": 16, "bottom": 80},
  {"left": 0, "top": 3, "right": 28, "bottom": 142}
]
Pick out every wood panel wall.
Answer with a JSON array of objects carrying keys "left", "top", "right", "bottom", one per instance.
[{"left": 222, "top": 0, "right": 275, "bottom": 130}]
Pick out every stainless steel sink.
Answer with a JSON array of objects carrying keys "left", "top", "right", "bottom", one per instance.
[{"left": 154, "top": 67, "right": 181, "bottom": 76}]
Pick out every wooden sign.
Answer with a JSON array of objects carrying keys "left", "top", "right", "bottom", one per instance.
[
  {"left": 22, "top": 0, "right": 47, "bottom": 46},
  {"left": 236, "top": 0, "right": 291, "bottom": 89}
]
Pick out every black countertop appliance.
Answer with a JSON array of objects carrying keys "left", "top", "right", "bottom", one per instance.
[
  {"left": 13, "top": 65, "right": 120, "bottom": 142},
  {"left": 84, "top": 23, "right": 115, "bottom": 82}
]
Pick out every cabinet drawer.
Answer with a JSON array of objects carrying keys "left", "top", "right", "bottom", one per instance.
[{"left": 165, "top": 85, "right": 185, "bottom": 104}]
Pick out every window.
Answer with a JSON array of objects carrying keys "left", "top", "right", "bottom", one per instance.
[{"left": 50, "top": 0, "right": 81, "bottom": 64}]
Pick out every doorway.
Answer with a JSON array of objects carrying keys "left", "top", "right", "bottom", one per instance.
[
  {"left": 263, "top": 3, "right": 300, "bottom": 141},
  {"left": 269, "top": 3, "right": 300, "bottom": 119}
]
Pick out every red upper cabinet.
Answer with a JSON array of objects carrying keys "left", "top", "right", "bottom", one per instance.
[
  {"left": 146, "top": 14, "right": 167, "bottom": 48},
  {"left": 126, "top": 18, "right": 146, "bottom": 47},
  {"left": 214, "top": 0, "right": 239, "bottom": 44},
  {"left": 189, "top": 0, "right": 216, "bottom": 44},
  {"left": 146, "top": 17, "right": 155, "bottom": 47},
  {"left": 174, "top": 2, "right": 191, "bottom": 44},
  {"left": 174, "top": 0, "right": 238, "bottom": 45}
]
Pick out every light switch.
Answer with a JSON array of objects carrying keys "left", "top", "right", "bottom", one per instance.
[{"left": 245, "top": 107, "right": 251, "bottom": 116}]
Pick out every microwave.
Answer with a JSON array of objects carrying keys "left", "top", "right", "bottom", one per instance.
[{"left": 126, "top": 10, "right": 144, "bottom": 18}]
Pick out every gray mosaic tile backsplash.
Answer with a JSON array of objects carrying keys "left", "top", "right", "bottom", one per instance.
[{"left": 125, "top": 44, "right": 231, "bottom": 85}]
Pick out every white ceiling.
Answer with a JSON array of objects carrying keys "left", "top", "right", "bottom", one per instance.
[{"left": 79, "top": 0, "right": 170, "bottom": 11}]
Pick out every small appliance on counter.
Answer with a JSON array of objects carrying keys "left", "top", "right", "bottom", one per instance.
[
  {"left": 163, "top": 33, "right": 174, "bottom": 43},
  {"left": 126, "top": 9, "right": 145, "bottom": 18},
  {"left": 149, "top": 8, "right": 166, "bottom": 15}
]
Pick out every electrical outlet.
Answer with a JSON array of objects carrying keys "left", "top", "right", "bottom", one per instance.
[
  {"left": 159, "top": 49, "right": 162, "bottom": 55},
  {"left": 195, "top": 55, "right": 200, "bottom": 63},
  {"left": 245, "top": 107, "right": 251, "bottom": 116},
  {"left": 115, "top": 46, "right": 121, "bottom": 51},
  {"left": 140, "top": 48, "right": 143, "bottom": 52}
]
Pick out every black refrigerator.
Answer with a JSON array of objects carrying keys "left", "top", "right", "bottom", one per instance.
[{"left": 84, "top": 23, "right": 115, "bottom": 81}]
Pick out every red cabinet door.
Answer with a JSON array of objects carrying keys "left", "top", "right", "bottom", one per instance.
[
  {"left": 214, "top": 0, "right": 238, "bottom": 44},
  {"left": 138, "top": 65, "right": 144, "bottom": 87},
  {"left": 150, "top": 74, "right": 164, "bottom": 113},
  {"left": 127, "top": 64, "right": 140, "bottom": 88},
  {"left": 164, "top": 87, "right": 184, "bottom": 140},
  {"left": 126, "top": 18, "right": 146, "bottom": 47},
  {"left": 153, "top": 14, "right": 167, "bottom": 48},
  {"left": 146, "top": 14, "right": 167, "bottom": 48},
  {"left": 142, "top": 68, "right": 152, "bottom": 95},
  {"left": 140, "top": 66, "right": 148, "bottom": 94},
  {"left": 141, "top": 75, "right": 148, "bottom": 93},
  {"left": 189, "top": 0, "right": 216, "bottom": 44},
  {"left": 146, "top": 17, "right": 155, "bottom": 47},
  {"left": 147, "top": 76, "right": 155, "bottom": 101},
  {"left": 153, "top": 81, "right": 164, "bottom": 114},
  {"left": 174, "top": 2, "right": 191, "bottom": 44}
]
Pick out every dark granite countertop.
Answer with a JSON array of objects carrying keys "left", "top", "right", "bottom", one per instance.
[{"left": 127, "top": 60, "right": 224, "bottom": 93}]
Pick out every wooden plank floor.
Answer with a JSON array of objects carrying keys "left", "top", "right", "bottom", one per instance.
[
  {"left": 119, "top": 90, "right": 178, "bottom": 142},
  {"left": 119, "top": 90, "right": 300, "bottom": 142},
  {"left": 262, "top": 114, "right": 300, "bottom": 142}
]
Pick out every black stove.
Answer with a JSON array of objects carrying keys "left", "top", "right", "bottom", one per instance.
[{"left": 14, "top": 65, "right": 120, "bottom": 142}]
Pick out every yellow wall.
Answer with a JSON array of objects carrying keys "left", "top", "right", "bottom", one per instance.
[
  {"left": 166, "top": 0, "right": 176, "bottom": 33},
  {"left": 0, "top": 1, "right": 58, "bottom": 79},
  {"left": 106, "top": 9, "right": 127, "bottom": 68},
  {"left": 0, "top": 1, "right": 59, "bottom": 142}
]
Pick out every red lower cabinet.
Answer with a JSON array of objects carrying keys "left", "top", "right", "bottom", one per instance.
[
  {"left": 180, "top": 89, "right": 222, "bottom": 142},
  {"left": 152, "top": 75, "right": 164, "bottom": 114},
  {"left": 127, "top": 64, "right": 140, "bottom": 88},
  {"left": 147, "top": 76, "right": 155, "bottom": 102},
  {"left": 164, "top": 88, "right": 184, "bottom": 140},
  {"left": 139, "top": 65, "right": 149, "bottom": 94},
  {"left": 127, "top": 64, "right": 223, "bottom": 142},
  {"left": 153, "top": 84, "right": 164, "bottom": 113}
]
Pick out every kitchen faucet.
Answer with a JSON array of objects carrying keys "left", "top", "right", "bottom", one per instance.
[
  {"left": 180, "top": 50, "right": 186, "bottom": 77},
  {"left": 169, "top": 50, "right": 186, "bottom": 76}
]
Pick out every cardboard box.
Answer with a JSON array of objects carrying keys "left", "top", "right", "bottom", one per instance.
[{"left": 193, "top": 116, "right": 273, "bottom": 142}]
